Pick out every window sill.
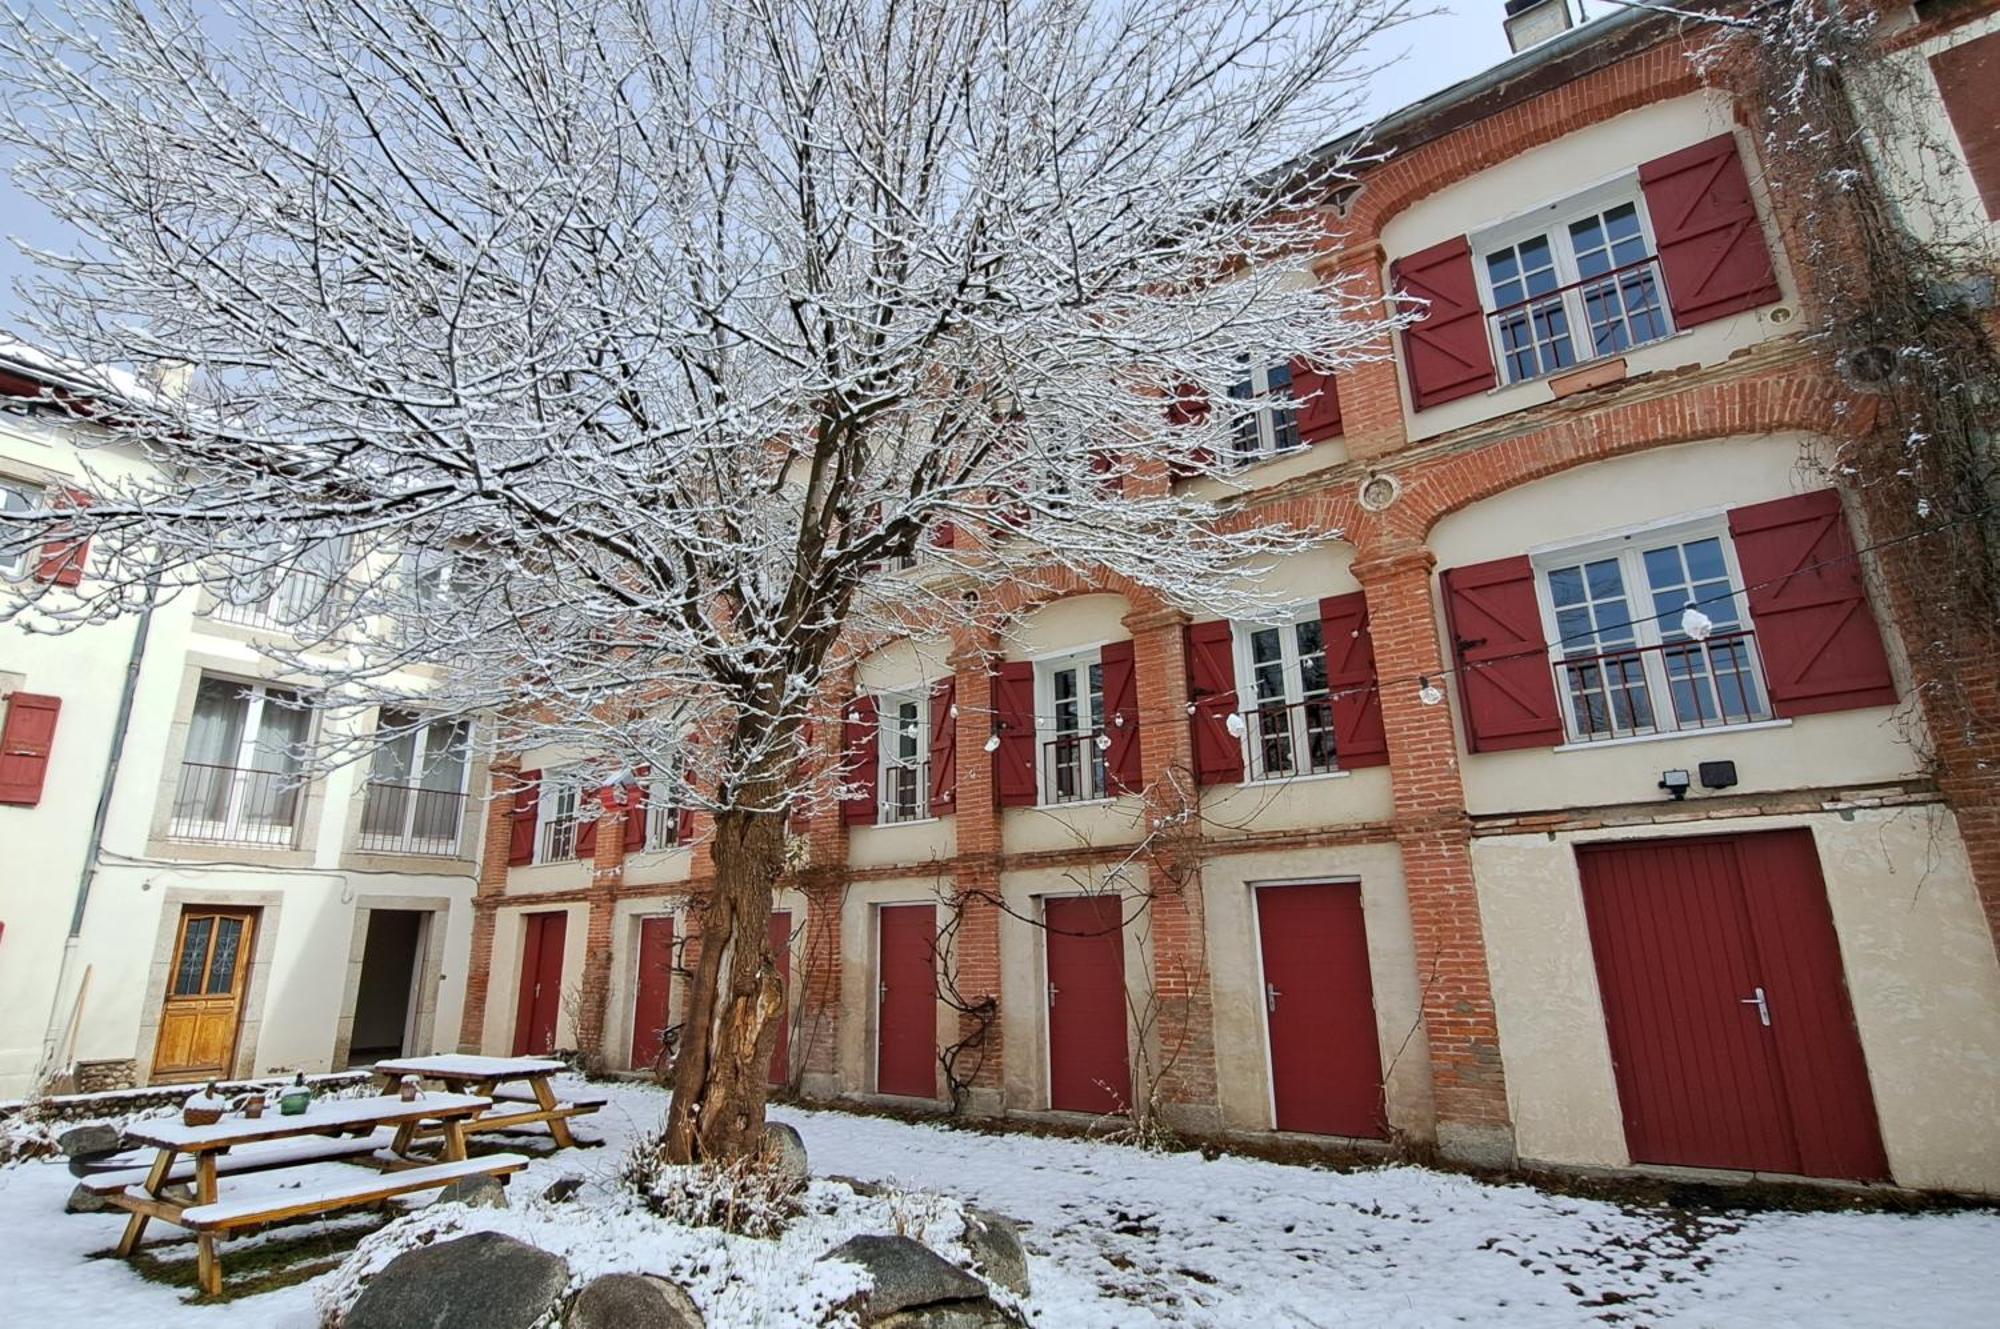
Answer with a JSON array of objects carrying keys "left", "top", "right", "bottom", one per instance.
[
  {"left": 1489, "top": 330, "right": 1687, "bottom": 396},
  {"left": 1550, "top": 717, "right": 1791, "bottom": 754},
  {"left": 872, "top": 815, "right": 942, "bottom": 829},
  {"left": 1030, "top": 797, "right": 1118, "bottom": 812},
  {"left": 1236, "top": 769, "right": 1353, "bottom": 789}
]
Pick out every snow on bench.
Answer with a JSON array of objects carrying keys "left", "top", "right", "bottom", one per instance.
[
  {"left": 81, "top": 1129, "right": 398, "bottom": 1193},
  {"left": 491, "top": 1085, "right": 609, "bottom": 1110},
  {"left": 178, "top": 1153, "right": 530, "bottom": 1232}
]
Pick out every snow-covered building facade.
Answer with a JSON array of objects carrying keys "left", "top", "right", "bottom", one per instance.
[
  {"left": 459, "top": 3, "right": 2000, "bottom": 1193},
  {"left": 0, "top": 348, "right": 482, "bottom": 1099}
]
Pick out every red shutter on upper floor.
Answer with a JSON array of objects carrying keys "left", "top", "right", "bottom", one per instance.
[
  {"left": 1728, "top": 490, "right": 1897, "bottom": 717},
  {"left": 1184, "top": 620, "right": 1244, "bottom": 785},
  {"left": 1639, "top": 132, "right": 1780, "bottom": 329},
  {"left": 1931, "top": 32, "right": 2000, "bottom": 220},
  {"left": 508, "top": 770, "right": 541, "bottom": 865},
  {"left": 992, "top": 661, "right": 1038, "bottom": 808},
  {"left": 624, "top": 768, "right": 650, "bottom": 851},
  {"left": 1165, "top": 381, "right": 1213, "bottom": 480},
  {"left": 929, "top": 677, "right": 957, "bottom": 811},
  {"left": 1288, "top": 359, "right": 1343, "bottom": 444},
  {"left": 1391, "top": 235, "right": 1497, "bottom": 410},
  {"left": 0, "top": 692, "right": 61, "bottom": 807},
  {"left": 1318, "top": 592, "right": 1388, "bottom": 768},
  {"left": 842, "top": 695, "right": 880, "bottom": 826},
  {"left": 1441, "top": 556, "right": 1566, "bottom": 753},
  {"left": 576, "top": 801, "right": 599, "bottom": 858},
  {"left": 34, "top": 488, "right": 92, "bottom": 587},
  {"left": 931, "top": 521, "right": 956, "bottom": 549},
  {"left": 677, "top": 804, "right": 696, "bottom": 845},
  {"left": 1098, "top": 639, "right": 1142, "bottom": 792}
]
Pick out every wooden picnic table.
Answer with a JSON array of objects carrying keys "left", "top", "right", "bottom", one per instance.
[
  {"left": 371, "top": 1054, "right": 601, "bottom": 1150},
  {"left": 107, "top": 1091, "right": 523, "bottom": 1297}
]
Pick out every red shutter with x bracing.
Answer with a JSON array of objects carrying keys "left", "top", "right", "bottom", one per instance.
[
  {"left": 0, "top": 692, "right": 61, "bottom": 807},
  {"left": 34, "top": 488, "right": 92, "bottom": 587},
  {"left": 992, "top": 661, "right": 1038, "bottom": 807},
  {"left": 1728, "top": 489, "right": 1896, "bottom": 717},
  {"left": 1441, "top": 557, "right": 1566, "bottom": 753},
  {"left": 1639, "top": 132, "right": 1781, "bottom": 329},
  {"left": 1098, "top": 640, "right": 1142, "bottom": 792},
  {"left": 1288, "top": 359, "right": 1344, "bottom": 445},
  {"left": 841, "top": 696, "right": 880, "bottom": 826},
  {"left": 624, "top": 767, "right": 650, "bottom": 851},
  {"left": 929, "top": 676, "right": 957, "bottom": 813},
  {"left": 507, "top": 770, "right": 541, "bottom": 866},
  {"left": 1391, "top": 235, "right": 1497, "bottom": 410},
  {"left": 1318, "top": 592, "right": 1388, "bottom": 768},
  {"left": 1184, "top": 620, "right": 1244, "bottom": 785}
]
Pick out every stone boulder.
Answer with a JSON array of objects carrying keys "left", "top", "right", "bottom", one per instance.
[
  {"left": 542, "top": 1175, "right": 585, "bottom": 1204},
  {"left": 346, "top": 1232, "right": 568, "bottom": 1329},
  {"left": 57, "top": 1123, "right": 123, "bottom": 1168},
  {"left": 821, "top": 1235, "right": 990, "bottom": 1324},
  {"left": 761, "top": 1121, "right": 810, "bottom": 1192},
  {"left": 438, "top": 1174, "right": 509, "bottom": 1209},
  {"left": 64, "top": 1182, "right": 115, "bottom": 1215},
  {"left": 568, "top": 1272, "right": 705, "bottom": 1329},
  {"left": 873, "top": 1300, "right": 1023, "bottom": 1329},
  {"left": 961, "top": 1209, "right": 1030, "bottom": 1296}
]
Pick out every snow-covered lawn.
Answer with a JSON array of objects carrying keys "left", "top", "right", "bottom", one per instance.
[{"left": 0, "top": 1078, "right": 1992, "bottom": 1326}]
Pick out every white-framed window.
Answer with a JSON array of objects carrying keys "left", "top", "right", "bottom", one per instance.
[
  {"left": 1234, "top": 610, "right": 1337, "bottom": 781},
  {"left": 211, "top": 534, "right": 356, "bottom": 633},
  {"left": 1225, "top": 360, "right": 1302, "bottom": 465},
  {"left": 877, "top": 690, "right": 930, "bottom": 823},
  {"left": 1474, "top": 179, "right": 1674, "bottom": 386},
  {"left": 399, "top": 546, "right": 476, "bottom": 613},
  {"left": 1534, "top": 518, "right": 1770, "bottom": 744},
  {"left": 168, "top": 676, "right": 313, "bottom": 846},
  {"left": 1, "top": 476, "right": 39, "bottom": 579},
  {"left": 537, "top": 767, "right": 588, "bottom": 863},
  {"left": 1035, "top": 650, "right": 1107, "bottom": 805},
  {"left": 644, "top": 765, "right": 688, "bottom": 850},
  {"left": 358, "top": 709, "right": 471, "bottom": 855}
]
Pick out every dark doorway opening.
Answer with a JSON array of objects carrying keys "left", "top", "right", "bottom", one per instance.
[{"left": 349, "top": 909, "right": 427, "bottom": 1065}]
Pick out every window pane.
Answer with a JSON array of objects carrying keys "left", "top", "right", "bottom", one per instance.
[
  {"left": 418, "top": 719, "right": 471, "bottom": 791},
  {"left": 173, "top": 918, "right": 214, "bottom": 996},
  {"left": 206, "top": 917, "right": 244, "bottom": 994},
  {"left": 187, "top": 678, "right": 249, "bottom": 767},
  {"left": 1547, "top": 565, "right": 1585, "bottom": 607}
]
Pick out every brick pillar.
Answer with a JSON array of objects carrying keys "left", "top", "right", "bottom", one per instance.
[
  {"left": 1318, "top": 244, "right": 1410, "bottom": 465},
  {"left": 570, "top": 797, "right": 629, "bottom": 1068},
  {"left": 1124, "top": 601, "right": 1219, "bottom": 1129},
  {"left": 457, "top": 762, "right": 522, "bottom": 1053},
  {"left": 797, "top": 681, "right": 853, "bottom": 1094},
  {"left": 1354, "top": 545, "right": 1515, "bottom": 1164},
  {"left": 948, "top": 636, "right": 1004, "bottom": 1108}
]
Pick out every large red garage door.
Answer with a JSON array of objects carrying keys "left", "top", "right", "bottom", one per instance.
[
  {"left": 876, "top": 904, "right": 936, "bottom": 1098},
  {"left": 1579, "top": 830, "right": 1886, "bottom": 1181},
  {"left": 1045, "top": 894, "right": 1131, "bottom": 1114},
  {"left": 1256, "top": 882, "right": 1386, "bottom": 1138}
]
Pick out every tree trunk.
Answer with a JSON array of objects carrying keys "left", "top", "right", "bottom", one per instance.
[{"left": 663, "top": 801, "right": 789, "bottom": 1164}]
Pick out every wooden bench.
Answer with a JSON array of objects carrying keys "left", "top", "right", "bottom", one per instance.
[
  {"left": 492, "top": 1084, "right": 610, "bottom": 1110},
  {"left": 79, "top": 1129, "right": 398, "bottom": 1194}
]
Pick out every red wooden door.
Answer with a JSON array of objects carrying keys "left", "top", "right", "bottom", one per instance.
[
  {"left": 1045, "top": 894, "right": 1131, "bottom": 1114},
  {"left": 1580, "top": 832, "right": 1886, "bottom": 1180},
  {"left": 876, "top": 905, "right": 936, "bottom": 1098},
  {"left": 629, "top": 915, "right": 674, "bottom": 1071},
  {"left": 1256, "top": 883, "right": 1386, "bottom": 1138},
  {"left": 512, "top": 911, "right": 567, "bottom": 1056},
  {"left": 769, "top": 911, "right": 792, "bottom": 1088}
]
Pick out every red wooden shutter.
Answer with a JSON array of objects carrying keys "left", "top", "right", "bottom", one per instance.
[
  {"left": 1639, "top": 133, "right": 1780, "bottom": 328},
  {"left": 992, "top": 661, "right": 1038, "bottom": 807},
  {"left": 0, "top": 693, "right": 61, "bottom": 806},
  {"left": 624, "top": 770, "right": 650, "bottom": 851},
  {"left": 1288, "top": 359, "right": 1344, "bottom": 444},
  {"left": 1165, "top": 381, "right": 1213, "bottom": 480},
  {"left": 1099, "top": 640, "right": 1142, "bottom": 792},
  {"left": 1318, "top": 593, "right": 1388, "bottom": 768},
  {"left": 1441, "top": 557, "right": 1565, "bottom": 752},
  {"left": 1931, "top": 33, "right": 2000, "bottom": 220},
  {"left": 841, "top": 695, "right": 880, "bottom": 826},
  {"left": 576, "top": 800, "right": 599, "bottom": 858},
  {"left": 1728, "top": 490, "right": 1896, "bottom": 717},
  {"left": 931, "top": 521, "right": 956, "bottom": 549},
  {"left": 1184, "top": 621, "right": 1244, "bottom": 785},
  {"left": 508, "top": 769, "right": 541, "bottom": 865},
  {"left": 34, "top": 488, "right": 91, "bottom": 587},
  {"left": 677, "top": 805, "right": 696, "bottom": 845},
  {"left": 1391, "top": 235, "right": 1496, "bottom": 410},
  {"left": 928, "top": 677, "right": 957, "bottom": 812}
]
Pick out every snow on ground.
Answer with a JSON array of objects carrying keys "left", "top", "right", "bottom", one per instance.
[{"left": 0, "top": 1078, "right": 1992, "bottom": 1327}]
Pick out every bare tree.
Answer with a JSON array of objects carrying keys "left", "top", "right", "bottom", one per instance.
[{"left": 0, "top": 0, "right": 1412, "bottom": 1165}]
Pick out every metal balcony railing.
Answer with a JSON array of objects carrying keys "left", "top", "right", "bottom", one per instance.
[
  {"left": 168, "top": 762, "right": 305, "bottom": 847},
  {"left": 1487, "top": 255, "right": 1671, "bottom": 385},
  {"left": 1241, "top": 697, "right": 1340, "bottom": 782},
  {"left": 644, "top": 802, "right": 683, "bottom": 851},
  {"left": 1555, "top": 628, "right": 1770, "bottom": 743},
  {"left": 207, "top": 571, "right": 351, "bottom": 635},
  {"left": 356, "top": 780, "right": 466, "bottom": 856},
  {"left": 540, "top": 816, "right": 584, "bottom": 863},
  {"left": 1040, "top": 734, "right": 1109, "bottom": 806},
  {"left": 880, "top": 760, "right": 930, "bottom": 824}
]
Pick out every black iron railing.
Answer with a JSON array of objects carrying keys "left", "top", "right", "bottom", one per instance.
[
  {"left": 356, "top": 780, "right": 466, "bottom": 855},
  {"left": 168, "top": 762, "right": 304, "bottom": 847}
]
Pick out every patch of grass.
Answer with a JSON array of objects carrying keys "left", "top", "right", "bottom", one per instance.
[{"left": 99, "top": 1211, "right": 393, "bottom": 1304}]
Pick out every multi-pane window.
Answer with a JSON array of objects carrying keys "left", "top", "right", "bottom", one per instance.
[
  {"left": 537, "top": 769, "right": 586, "bottom": 863},
  {"left": 1539, "top": 524, "right": 1768, "bottom": 743},
  {"left": 169, "top": 677, "right": 313, "bottom": 846},
  {"left": 645, "top": 767, "right": 687, "bottom": 849},
  {"left": 876, "top": 693, "right": 930, "bottom": 823},
  {"left": 1238, "top": 613, "right": 1337, "bottom": 781},
  {"left": 1225, "top": 361, "right": 1302, "bottom": 465},
  {"left": 1480, "top": 188, "right": 1673, "bottom": 386},
  {"left": 1038, "top": 651, "right": 1107, "bottom": 804},
  {"left": 359, "top": 710, "right": 471, "bottom": 855},
  {"left": 1, "top": 478, "right": 37, "bottom": 578},
  {"left": 213, "top": 534, "right": 356, "bottom": 633}
]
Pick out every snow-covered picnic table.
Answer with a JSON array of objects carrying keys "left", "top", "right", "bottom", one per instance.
[
  {"left": 105, "top": 1091, "right": 523, "bottom": 1297},
  {"left": 370, "top": 1054, "right": 604, "bottom": 1151}
]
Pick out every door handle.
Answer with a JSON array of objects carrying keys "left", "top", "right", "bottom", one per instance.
[
  {"left": 1740, "top": 986, "right": 1771, "bottom": 1027},
  {"left": 1265, "top": 983, "right": 1281, "bottom": 1014},
  {"left": 1047, "top": 983, "right": 1059, "bottom": 1008}
]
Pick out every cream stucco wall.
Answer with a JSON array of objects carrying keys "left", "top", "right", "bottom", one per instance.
[{"left": 1474, "top": 807, "right": 2000, "bottom": 1193}]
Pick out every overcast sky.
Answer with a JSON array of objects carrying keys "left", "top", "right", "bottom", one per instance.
[{"left": 0, "top": 1, "right": 1522, "bottom": 337}]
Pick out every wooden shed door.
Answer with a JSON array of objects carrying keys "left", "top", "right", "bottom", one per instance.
[
  {"left": 1256, "top": 883, "right": 1386, "bottom": 1138},
  {"left": 1580, "top": 831, "right": 1886, "bottom": 1180},
  {"left": 629, "top": 915, "right": 674, "bottom": 1071},
  {"left": 1045, "top": 894, "right": 1131, "bottom": 1114},
  {"left": 152, "top": 908, "right": 257, "bottom": 1083},
  {"left": 512, "top": 911, "right": 567, "bottom": 1056},
  {"left": 769, "top": 911, "right": 792, "bottom": 1088},
  {"left": 876, "top": 905, "right": 936, "bottom": 1098}
]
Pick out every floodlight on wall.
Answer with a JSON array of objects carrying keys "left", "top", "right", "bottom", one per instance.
[
  {"left": 1504, "top": 0, "right": 1574, "bottom": 54},
  {"left": 1658, "top": 768, "right": 1691, "bottom": 800}
]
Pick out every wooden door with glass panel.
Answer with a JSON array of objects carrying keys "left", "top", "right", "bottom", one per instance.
[{"left": 152, "top": 907, "right": 258, "bottom": 1082}]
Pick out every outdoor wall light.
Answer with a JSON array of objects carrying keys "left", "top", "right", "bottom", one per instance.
[
  {"left": 1658, "top": 769, "right": 1691, "bottom": 800},
  {"left": 1700, "top": 760, "right": 1739, "bottom": 791}
]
